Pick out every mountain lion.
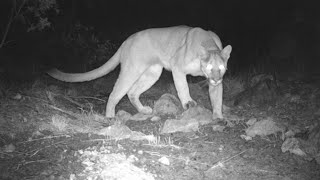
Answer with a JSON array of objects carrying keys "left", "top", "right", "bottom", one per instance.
[{"left": 48, "top": 26, "right": 232, "bottom": 120}]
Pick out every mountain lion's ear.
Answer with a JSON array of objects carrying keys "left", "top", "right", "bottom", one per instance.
[
  {"left": 201, "top": 40, "right": 216, "bottom": 50},
  {"left": 199, "top": 48, "right": 209, "bottom": 61},
  {"left": 200, "top": 40, "right": 215, "bottom": 61},
  {"left": 221, "top": 45, "right": 232, "bottom": 60}
]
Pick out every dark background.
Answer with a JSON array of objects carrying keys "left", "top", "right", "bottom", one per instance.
[{"left": 0, "top": 0, "right": 319, "bottom": 80}]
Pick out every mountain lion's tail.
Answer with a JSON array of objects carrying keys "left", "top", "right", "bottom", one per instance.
[{"left": 47, "top": 49, "right": 121, "bottom": 82}]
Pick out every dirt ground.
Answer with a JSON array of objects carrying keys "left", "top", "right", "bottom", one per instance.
[{"left": 0, "top": 70, "right": 319, "bottom": 180}]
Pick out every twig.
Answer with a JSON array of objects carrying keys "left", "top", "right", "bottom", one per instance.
[
  {"left": 68, "top": 95, "right": 106, "bottom": 102},
  {"left": 17, "top": 134, "right": 71, "bottom": 144},
  {"left": 22, "top": 94, "right": 85, "bottom": 119},
  {"left": 24, "top": 94, "right": 84, "bottom": 117},
  {"left": 144, "top": 149, "right": 248, "bottom": 168},
  {"left": 63, "top": 95, "right": 85, "bottom": 108},
  {"left": 0, "top": 0, "right": 26, "bottom": 48},
  {"left": 0, "top": 151, "right": 14, "bottom": 157},
  {"left": 47, "top": 104, "right": 79, "bottom": 118},
  {"left": 23, "top": 94, "right": 50, "bottom": 104},
  {"left": 16, "top": 159, "right": 49, "bottom": 170},
  {"left": 81, "top": 138, "right": 115, "bottom": 143},
  {"left": 49, "top": 91, "right": 102, "bottom": 108},
  {"left": 23, "top": 159, "right": 48, "bottom": 165},
  {"left": 0, "top": 6, "right": 14, "bottom": 48},
  {"left": 27, "top": 140, "right": 67, "bottom": 157},
  {"left": 210, "top": 149, "right": 248, "bottom": 168}
]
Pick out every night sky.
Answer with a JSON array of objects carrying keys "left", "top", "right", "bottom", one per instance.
[{"left": 0, "top": 0, "right": 319, "bottom": 78}]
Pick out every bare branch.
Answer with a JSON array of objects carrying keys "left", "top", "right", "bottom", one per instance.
[{"left": 0, "top": 0, "right": 26, "bottom": 49}]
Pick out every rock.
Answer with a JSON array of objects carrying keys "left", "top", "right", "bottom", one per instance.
[
  {"left": 245, "top": 117, "right": 283, "bottom": 138},
  {"left": 161, "top": 118, "right": 199, "bottom": 134},
  {"left": 161, "top": 106, "right": 213, "bottom": 134},
  {"left": 153, "top": 93, "right": 182, "bottom": 116},
  {"left": 179, "top": 106, "right": 213, "bottom": 125}
]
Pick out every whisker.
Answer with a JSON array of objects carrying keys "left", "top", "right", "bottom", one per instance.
[{"left": 197, "top": 79, "right": 209, "bottom": 88}]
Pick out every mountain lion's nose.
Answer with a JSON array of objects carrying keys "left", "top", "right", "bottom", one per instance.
[{"left": 209, "top": 79, "right": 222, "bottom": 86}]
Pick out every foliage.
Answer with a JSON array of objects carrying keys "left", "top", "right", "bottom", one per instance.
[
  {"left": 62, "top": 22, "right": 118, "bottom": 70},
  {"left": 0, "top": 0, "right": 59, "bottom": 48},
  {"left": 25, "top": 0, "right": 59, "bottom": 32}
]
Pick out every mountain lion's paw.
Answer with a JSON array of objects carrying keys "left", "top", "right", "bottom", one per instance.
[
  {"left": 184, "top": 100, "right": 197, "bottom": 109},
  {"left": 139, "top": 106, "right": 153, "bottom": 114},
  {"left": 212, "top": 112, "right": 223, "bottom": 120}
]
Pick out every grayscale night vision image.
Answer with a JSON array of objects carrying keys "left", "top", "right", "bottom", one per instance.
[{"left": 0, "top": 0, "right": 319, "bottom": 179}]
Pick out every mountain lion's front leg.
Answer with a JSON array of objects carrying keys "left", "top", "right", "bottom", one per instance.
[
  {"left": 209, "top": 83, "right": 223, "bottom": 119},
  {"left": 172, "top": 70, "right": 197, "bottom": 109}
]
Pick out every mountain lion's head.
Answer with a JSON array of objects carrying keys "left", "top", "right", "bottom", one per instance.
[{"left": 200, "top": 43, "right": 232, "bottom": 86}]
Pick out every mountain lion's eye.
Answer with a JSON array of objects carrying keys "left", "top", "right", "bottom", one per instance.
[
  {"left": 218, "top": 65, "right": 225, "bottom": 71},
  {"left": 206, "top": 64, "right": 213, "bottom": 70}
]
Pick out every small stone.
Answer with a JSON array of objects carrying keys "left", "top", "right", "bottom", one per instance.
[
  {"left": 158, "top": 156, "right": 170, "bottom": 165},
  {"left": 150, "top": 116, "right": 161, "bottom": 122},
  {"left": 4, "top": 144, "right": 15, "bottom": 153},
  {"left": 12, "top": 93, "right": 22, "bottom": 100},
  {"left": 212, "top": 125, "right": 225, "bottom": 132},
  {"left": 138, "top": 150, "right": 143, "bottom": 155}
]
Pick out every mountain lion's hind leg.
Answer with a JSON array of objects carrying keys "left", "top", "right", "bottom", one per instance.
[
  {"left": 105, "top": 65, "right": 147, "bottom": 118},
  {"left": 128, "top": 64, "right": 163, "bottom": 114}
]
